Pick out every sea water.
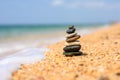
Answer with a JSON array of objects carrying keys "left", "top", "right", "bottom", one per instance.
[
  {"left": 0, "top": 23, "right": 109, "bottom": 80},
  {"left": 0, "top": 24, "right": 103, "bottom": 54}
]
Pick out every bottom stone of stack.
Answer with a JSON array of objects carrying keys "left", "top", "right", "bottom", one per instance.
[{"left": 63, "top": 51, "right": 82, "bottom": 56}]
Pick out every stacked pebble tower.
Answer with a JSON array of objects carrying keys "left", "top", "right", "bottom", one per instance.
[{"left": 63, "top": 25, "right": 82, "bottom": 56}]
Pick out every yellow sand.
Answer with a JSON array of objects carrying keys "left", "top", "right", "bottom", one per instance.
[{"left": 12, "top": 24, "right": 120, "bottom": 80}]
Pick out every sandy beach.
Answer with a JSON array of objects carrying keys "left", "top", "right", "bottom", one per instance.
[{"left": 11, "top": 24, "right": 120, "bottom": 80}]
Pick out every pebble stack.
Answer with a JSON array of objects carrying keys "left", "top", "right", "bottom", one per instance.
[{"left": 63, "top": 25, "right": 82, "bottom": 56}]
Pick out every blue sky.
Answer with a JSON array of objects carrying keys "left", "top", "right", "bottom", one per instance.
[{"left": 0, "top": 0, "right": 120, "bottom": 24}]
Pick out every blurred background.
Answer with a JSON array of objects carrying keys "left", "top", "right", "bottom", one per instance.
[{"left": 0, "top": 0, "right": 120, "bottom": 57}]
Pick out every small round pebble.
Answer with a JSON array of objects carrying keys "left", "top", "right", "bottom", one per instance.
[{"left": 69, "top": 25, "right": 74, "bottom": 29}]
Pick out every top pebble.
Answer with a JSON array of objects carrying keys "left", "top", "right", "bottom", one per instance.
[{"left": 69, "top": 25, "right": 74, "bottom": 29}]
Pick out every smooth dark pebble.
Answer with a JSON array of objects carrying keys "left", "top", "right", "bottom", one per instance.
[
  {"left": 63, "top": 51, "right": 82, "bottom": 56},
  {"left": 66, "top": 28, "right": 76, "bottom": 34},
  {"left": 116, "top": 72, "right": 120, "bottom": 76},
  {"left": 74, "top": 74, "right": 79, "bottom": 78},
  {"left": 69, "top": 25, "right": 74, "bottom": 29},
  {"left": 63, "top": 45, "right": 81, "bottom": 52},
  {"left": 79, "top": 64, "right": 84, "bottom": 66},
  {"left": 114, "top": 42, "right": 118, "bottom": 44}
]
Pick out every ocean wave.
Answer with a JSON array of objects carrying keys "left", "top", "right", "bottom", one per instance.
[{"left": 0, "top": 47, "right": 48, "bottom": 80}]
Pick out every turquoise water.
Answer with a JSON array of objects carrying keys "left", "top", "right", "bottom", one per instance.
[
  {"left": 0, "top": 23, "right": 105, "bottom": 38},
  {"left": 0, "top": 23, "right": 108, "bottom": 56}
]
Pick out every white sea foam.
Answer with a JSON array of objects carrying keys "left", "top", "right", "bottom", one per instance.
[
  {"left": 0, "top": 47, "right": 48, "bottom": 80},
  {"left": 0, "top": 44, "right": 26, "bottom": 54}
]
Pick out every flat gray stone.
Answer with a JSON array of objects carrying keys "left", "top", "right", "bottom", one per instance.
[
  {"left": 66, "top": 28, "right": 76, "bottom": 34},
  {"left": 63, "top": 45, "right": 81, "bottom": 52}
]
